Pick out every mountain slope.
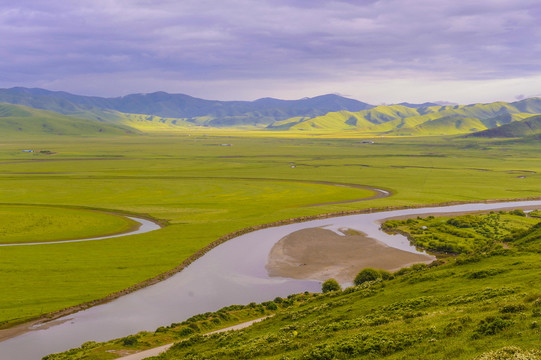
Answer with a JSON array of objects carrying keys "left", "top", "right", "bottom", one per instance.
[
  {"left": 0, "top": 103, "right": 131, "bottom": 136},
  {"left": 470, "top": 114, "right": 541, "bottom": 138},
  {"left": 0, "top": 88, "right": 373, "bottom": 127},
  {"left": 271, "top": 99, "right": 541, "bottom": 135},
  {"left": 2, "top": 87, "right": 541, "bottom": 135}
]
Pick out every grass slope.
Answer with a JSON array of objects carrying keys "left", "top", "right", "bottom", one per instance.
[
  {"left": 272, "top": 100, "right": 541, "bottom": 135},
  {"left": 470, "top": 115, "right": 541, "bottom": 138},
  {"left": 0, "top": 103, "right": 131, "bottom": 136},
  {"left": 46, "top": 212, "right": 541, "bottom": 360}
]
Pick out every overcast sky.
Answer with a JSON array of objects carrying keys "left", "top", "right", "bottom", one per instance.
[{"left": 1, "top": 0, "right": 540, "bottom": 104}]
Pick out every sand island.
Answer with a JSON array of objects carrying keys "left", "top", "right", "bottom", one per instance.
[{"left": 266, "top": 227, "right": 435, "bottom": 284}]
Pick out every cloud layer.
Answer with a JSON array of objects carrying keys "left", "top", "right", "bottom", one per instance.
[{"left": 1, "top": 0, "right": 540, "bottom": 103}]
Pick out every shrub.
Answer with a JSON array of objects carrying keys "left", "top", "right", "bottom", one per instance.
[
  {"left": 473, "top": 317, "right": 512, "bottom": 338},
  {"left": 379, "top": 270, "right": 393, "bottom": 280},
  {"left": 322, "top": 279, "right": 341, "bottom": 293},
  {"left": 177, "top": 327, "right": 195, "bottom": 336},
  {"left": 500, "top": 304, "right": 526, "bottom": 313},
  {"left": 121, "top": 335, "right": 138, "bottom": 346},
  {"left": 510, "top": 209, "right": 526, "bottom": 217},
  {"left": 354, "top": 268, "right": 380, "bottom": 285}
]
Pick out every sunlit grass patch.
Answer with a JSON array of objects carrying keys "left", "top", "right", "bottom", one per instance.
[{"left": 0, "top": 205, "right": 137, "bottom": 244}]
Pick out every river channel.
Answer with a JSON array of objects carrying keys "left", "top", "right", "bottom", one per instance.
[{"left": 1, "top": 200, "right": 541, "bottom": 360}]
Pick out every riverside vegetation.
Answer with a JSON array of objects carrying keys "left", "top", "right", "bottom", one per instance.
[
  {"left": 0, "top": 132, "right": 540, "bottom": 342},
  {"left": 44, "top": 211, "right": 541, "bottom": 359}
]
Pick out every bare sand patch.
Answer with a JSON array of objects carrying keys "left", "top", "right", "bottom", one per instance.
[{"left": 266, "top": 227, "right": 435, "bottom": 284}]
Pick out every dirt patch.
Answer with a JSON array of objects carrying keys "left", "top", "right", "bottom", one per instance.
[{"left": 266, "top": 227, "right": 434, "bottom": 284}]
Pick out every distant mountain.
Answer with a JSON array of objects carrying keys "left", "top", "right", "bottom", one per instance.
[
  {"left": 2, "top": 87, "right": 541, "bottom": 136},
  {"left": 0, "top": 88, "right": 373, "bottom": 127},
  {"left": 397, "top": 102, "right": 439, "bottom": 108},
  {"left": 0, "top": 103, "right": 131, "bottom": 136},
  {"left": 269, "top": 99, "right": 541, "bottom": 135},
  {"left": 469, "top": 115, "right": 541, "bottom": 138}
]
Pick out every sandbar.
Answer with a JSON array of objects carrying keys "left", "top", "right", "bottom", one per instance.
[{"left": 266, "top": 227, "right": 435, "bottom": 284}]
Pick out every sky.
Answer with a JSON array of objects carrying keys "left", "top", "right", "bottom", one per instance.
[{"left": 1, "top": 0, "right": 541, "bottom": 104}]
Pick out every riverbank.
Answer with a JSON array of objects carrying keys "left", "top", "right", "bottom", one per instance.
[
  {"left": 114, "top": 316, "right": 273, "bottom": 360},
  {"left": 266, "top": 227, "right": 434, "bottom": 283},
  {"left": 1, "top": 197, "right": 540, "bottom": 344}
]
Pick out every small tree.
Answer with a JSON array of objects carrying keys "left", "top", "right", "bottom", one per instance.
[
  {"left": 321, "top": 278, "right": 341, "bottom": 293},
  {"left": 354, "top": 268, "right": 380, "bottom": 285}
]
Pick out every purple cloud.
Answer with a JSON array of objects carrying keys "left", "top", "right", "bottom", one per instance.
[{"left": 0, "top": 0, "right": 540, "bottom": 102}]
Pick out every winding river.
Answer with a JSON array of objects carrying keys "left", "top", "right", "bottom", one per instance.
[{"left": 1, "top": 200, "right": 541, "bottom": 360}]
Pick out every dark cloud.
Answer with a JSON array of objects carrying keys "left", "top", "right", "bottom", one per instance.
[{"left": 1, "top": 0, "right": 540, "bottom": 100}]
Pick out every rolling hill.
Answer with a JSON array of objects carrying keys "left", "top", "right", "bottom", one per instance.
[
  {"left": 270, "top": 100, "right": 541, "bottom": 135},
  {"left": 0, "top": 103, "right": 132, "bottom": 136},
  {"left": 0, "top": 88, "right": 373, "bottom": 128},
  {"left": 470, "top": 114, "right": 541, "bottom": 138},
  {"left": 1, "top": 87, "right": 541, "bottom": 135}
]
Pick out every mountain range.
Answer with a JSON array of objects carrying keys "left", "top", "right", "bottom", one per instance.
[{"left": 1, "top": 87, "right": 541, "bottom": 136}]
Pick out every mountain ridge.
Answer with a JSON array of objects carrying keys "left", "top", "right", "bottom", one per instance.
[{"left": 2, "top": 87, "right": 541, "bottom": 135}]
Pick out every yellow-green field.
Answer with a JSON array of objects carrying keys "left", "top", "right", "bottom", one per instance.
[
  {"left": 0, "top": 205, "right": 137, "bottom": 244},
  {"left": 0, "top": 132, "right": 540, "bottom": 327}
]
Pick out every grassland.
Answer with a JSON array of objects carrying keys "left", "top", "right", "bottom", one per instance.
[
  {"left": 44, "top": 212, "right": 541, "bottom": 360},
  {"left": 0, "top": 131, "right": 540, "bottom": 330},
  {"left": 0, "top": 205, "right": 137, "bottom": 244}
]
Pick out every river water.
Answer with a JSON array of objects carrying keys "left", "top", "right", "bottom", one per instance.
[{"left": 1, "top": 200, "right": 540, "bottom": 360}]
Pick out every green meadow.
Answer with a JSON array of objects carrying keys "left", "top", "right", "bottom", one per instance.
[
  {"left": 0, "top": 205, "right": 137, "bottom": 244},
  {"left": 0, "top": 132, "right": 540, "bottom": 329}
]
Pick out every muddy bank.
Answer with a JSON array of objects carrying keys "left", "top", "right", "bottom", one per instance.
[{"left": 266, "top": 227, "right": 435, "bottom": 284}]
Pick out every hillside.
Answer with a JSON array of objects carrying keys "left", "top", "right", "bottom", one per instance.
[
  {"left": 470, "top": 114, "right": 541, "bottom": 138},
  {"left": 271, "top": 100, "right": 541, "bottom": 135},
  {"left": 0, "top": 103, "right": 131, "bottom": 136},
  {"left": 2, "top": 87, "right": 541, "bottom": 135},
  {"left": 44, "top": 211, "right": 541, "bottom": 360},
  {"left": 0, "top": 88, "right": 373, "bottom": 128}
]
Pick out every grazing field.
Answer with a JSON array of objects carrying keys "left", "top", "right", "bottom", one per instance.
[
  {"left": 0, "top": 132, "right": 540, "bottom": 329},
  {"left": 0, "top": 205, "right": 137, "bottom": 244}
]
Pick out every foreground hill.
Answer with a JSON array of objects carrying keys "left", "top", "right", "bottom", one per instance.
[
  {"left": 470, "top": 114, "right": 541, "bottom": 138},
  {"left": 0, "top": 103, "right": 131, "bottom": 136},
  {"left": 44, "top": 211, "right": 541, "bottom": 360}
]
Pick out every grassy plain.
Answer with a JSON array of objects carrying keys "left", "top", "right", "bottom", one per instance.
[
  {"left": 0, "top": 205, "right": 137, "bottom": 244},
  {"left": 0, "top": 131, "right": 540, "bottom": 328}
]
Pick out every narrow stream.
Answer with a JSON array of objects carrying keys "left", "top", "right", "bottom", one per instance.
[{"left": 1, "top": 200, "right": 540, "bottom": 360}]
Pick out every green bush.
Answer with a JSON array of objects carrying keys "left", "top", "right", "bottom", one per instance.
[
  {"left": 121, "top": 335, "right": 139, "bottom": 346},
  {"left": 354, "top": 268, "right": 380, "bottom": 285},
  {"left": 510, "top": 209, "right": 526, "bottom": 217},
  {"left": 379, "top": 270, "right": 393, "bottom": 280},
  {"left": 321, "top": 279, "right": 341, "bottom": 293},
  {"left": 473, "top": 316, "right": 512, "bottom": 338}
]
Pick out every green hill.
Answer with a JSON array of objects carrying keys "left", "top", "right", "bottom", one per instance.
[
  {"left": 0, "top": 88, "right": 373, "bottom": 128},
  {"left": 269, "top": 99, "right": 541, "bottom": 135},
  {"left": 470, "top": 115, "right": 541, "bottom": 138},
  {"left": 0, "top": 103, "right": 131, "bottom": 136},
  {"left": 2, "top": 87, "right": 541, "bottom": 135}
]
